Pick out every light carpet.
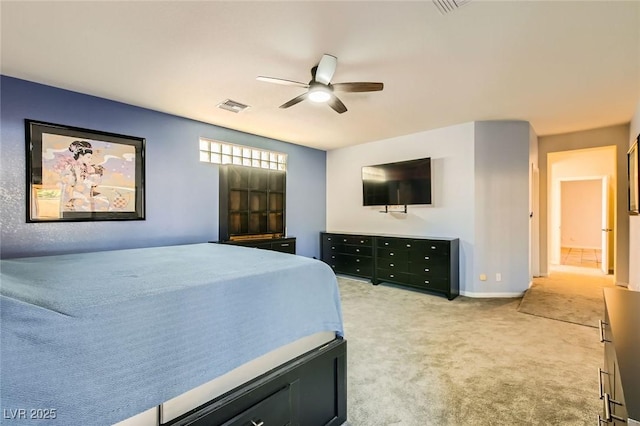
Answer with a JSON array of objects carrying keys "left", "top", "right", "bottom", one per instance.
[
  {"left": 517, "top": 268, "right": 615, "bottom": 328},
  {"left": 338, "top": 276, "right": 601, "bottom": 426}
]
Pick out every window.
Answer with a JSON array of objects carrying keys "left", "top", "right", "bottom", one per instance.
[{"left": 199, "top": 138, "right": 287, "bottom": 171}]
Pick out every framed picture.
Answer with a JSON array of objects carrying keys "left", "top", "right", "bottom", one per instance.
[
  {"left": 26, "top": 119, "right": 145, "bottom": 222},
  {"left": 628, "top": 135, "right": 639, "bottom": 215}
]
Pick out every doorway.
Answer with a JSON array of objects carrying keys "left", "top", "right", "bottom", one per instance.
[
  {"left": 548, "top": 146, "right": 616, "bottom": 277},
  {"left": 557, "top": 177, "right": 610, "bottom": 274}
]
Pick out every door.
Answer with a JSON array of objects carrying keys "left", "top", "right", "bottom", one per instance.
[{"left": 601, "top": 176, "right": 611, "bottom": 275}]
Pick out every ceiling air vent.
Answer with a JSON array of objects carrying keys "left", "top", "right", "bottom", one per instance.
[
  {"left": 217, "top": 99, "right": 250, "bottom": 113},
  {"left": 433, "top": 0, "right": 472, "bottom": 14}
]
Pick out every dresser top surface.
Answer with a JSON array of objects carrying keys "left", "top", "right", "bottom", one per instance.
[
  {"left": 604, "top": 287, "right": 640, "bottom": 418},
  {"left": 322, "top": 231, "right": 458, "bottom": 242}
]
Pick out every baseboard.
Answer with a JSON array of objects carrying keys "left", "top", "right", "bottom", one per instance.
[{"left": 460, "top": 290, "right": 525, "bottom": 298}]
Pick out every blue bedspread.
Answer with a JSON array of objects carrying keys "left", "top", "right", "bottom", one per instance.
[{"left": 0, "top": 243, "right": 344, "bottom": 425}]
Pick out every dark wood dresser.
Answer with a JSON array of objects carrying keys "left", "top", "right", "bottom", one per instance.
[
  {"left": 599, "top": 287, "right": 640, "bottom": 425},
  {"left": 320, "top": 232, "right": 459, "bottom": 300}
]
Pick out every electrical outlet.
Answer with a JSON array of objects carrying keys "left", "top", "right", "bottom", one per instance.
[
  {"left": 496, "top": 273, "right": 502, "bottom": 282},
  {"left": 480, "top": 274, "right": 487, "bottom": 281}
]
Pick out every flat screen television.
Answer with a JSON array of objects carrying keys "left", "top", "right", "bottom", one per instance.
[{"left": 362, "top": 157, "right": 432, "bottom": 206}]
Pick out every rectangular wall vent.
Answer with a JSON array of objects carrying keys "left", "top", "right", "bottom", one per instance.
[
  {"left": 217, "top": 99, "right": 250, "bottom": 113},
  {"left": 433, "top": 0, "right": 472, "bottom": 14}
]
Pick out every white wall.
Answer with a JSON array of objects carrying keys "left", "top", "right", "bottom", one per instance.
[
  {"left": 327, "top": 122, "right": 476, "bottom": 294},
  {"left": 560, "top": 180, "right": 602, "bottom": 249},
  {"left": 326, "top": 120, "right": 532, "bottom": 297},
  {"left": 629, "top": 100, "right": 640, "bottom": 291},
  {"left": 473, "top": 121, "right": 532, "bottom": 296}
]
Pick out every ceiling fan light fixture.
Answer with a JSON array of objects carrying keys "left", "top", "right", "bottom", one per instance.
[{"left": 308, "top": 86, "right": 331, "bottom": 103}]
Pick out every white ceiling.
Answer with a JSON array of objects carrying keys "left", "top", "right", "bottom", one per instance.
[{"left": 2, "top": 1, "right": 639, "bottom": 151}]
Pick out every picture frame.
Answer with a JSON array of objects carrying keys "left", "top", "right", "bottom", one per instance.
[
  {"left": 26, "top": 119, "right": 145, "bottom": 222},
  {"left": 628, "top": 135, "right": 639, "bottom": 215}
]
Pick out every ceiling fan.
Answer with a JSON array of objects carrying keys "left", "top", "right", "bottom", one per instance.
[{"left": 257, "top": 54, "right": 384, "bottom": 114}]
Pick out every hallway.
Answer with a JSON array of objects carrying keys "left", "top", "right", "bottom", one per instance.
[
  {"left": 521, "top": 267, "right": 615, "bottom": 327},
  {"left": 560, "top": 247, "right": 602, "bottom": 269}
]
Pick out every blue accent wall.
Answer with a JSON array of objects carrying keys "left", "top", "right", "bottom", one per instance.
[{"left": 0, "top": 76, "right": 326, "bottom": 258}]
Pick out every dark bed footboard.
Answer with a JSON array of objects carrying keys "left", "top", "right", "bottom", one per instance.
[{"left": 165, "top": 338, "right": 347, "bottom": 426}]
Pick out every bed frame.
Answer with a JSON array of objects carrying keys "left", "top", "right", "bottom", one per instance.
[{"left": 165, "top": 338, "right": 347, "bottom": 425}]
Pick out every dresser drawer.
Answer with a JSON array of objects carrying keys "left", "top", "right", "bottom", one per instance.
[
  {"left": 342, "top": 244, "right": 372, "bottom": 256},
  {"left": 410, "top": 275, "right": 450, "bottom": 292},
  {"left": 271, "top": 240, "right": 295, "bottom": 254},
  {"left": 219, "top": 386, "right": 291, "bottom": 426},
  {"left": 377, "top": 258, "right": 409, "bottom": 272},
  {"left": 339, "top": 235, "right": 373, "bottom": 246},
  {"left": 376, "top": 248, "right": 409, "bottom": 262},
  {"left": 377, "top": 237, "right": 414, "bottom": 250},
  {"left": 377, "top": 269, "right": 411, "bottom": 284},
  {"left": 409, "top": 262, "right": 450, "bottom": 278},
  {"left": 409, "top": 250, "right": 448, "bottom": 264},
  {"left": 412, "top": 240, "right": 451, "bottom": 255},
  {"left": 343, "top": 262, "right": 373, "bottom": 277}
]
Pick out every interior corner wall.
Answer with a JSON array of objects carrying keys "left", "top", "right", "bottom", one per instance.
[
  {"left": 0, "top": 76, "right": 327, "bottom": 259},
  {"left": 538, "top": 124, "right": 630, "bottom": 285},
  {"left": 629, "top": 100, "right": 640, "bottom": 291},
  {"left": 326, "top": 122, "right": 476, "bottom": 294},
  {"left": 472, "top": 121, "right": 532, "bottom": 296},
  {"left": 529, "top": 125, "right": 541, "bottom": 278}
]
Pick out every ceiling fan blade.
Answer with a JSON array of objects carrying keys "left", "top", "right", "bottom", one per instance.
[
  {"left": 257, "top": 76, "right": 309, "bottom": 89},
  {"left": 279, "top": 93, "right": 308, "bottom": 109},
  {"left": 315, "top": 54, "right": 337, "bottom": 85},
  {"left": 332, "top": 82, "right": 384, "bottom": 92},
  {"left": 327, "top": 94, "right": 347, "bottom": 114}
]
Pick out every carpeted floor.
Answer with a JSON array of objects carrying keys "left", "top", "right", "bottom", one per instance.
[
  {"left": 338, "top": 276, "right": 602, "bottom": 425},
  {"left": 517, "top": 268, "right": 615, "bottom": 328}
]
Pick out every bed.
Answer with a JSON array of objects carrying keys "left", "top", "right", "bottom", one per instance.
[{"left": 0, "top": 243, "right": 347, "bottom": 425}]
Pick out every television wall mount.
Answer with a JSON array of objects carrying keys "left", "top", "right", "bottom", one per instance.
[{"left": 379, "top": 205, "right": 408, "bottom": 214}]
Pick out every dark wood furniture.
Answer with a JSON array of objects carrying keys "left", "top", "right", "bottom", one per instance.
[
  {"left": 166, "top": 338, "right": 347, "bottom": 426},
  {"left": 219, "top": 165, "right": 286, "bottom": 242},
  {"left": 320, "top": 232, "right": 459, "bottom": 300},
  {"left": 599, "top": 288, "right": 640, "bottom": 425},
  {"left": 217, "top": 237, "right": 296, "bottom": 254}
]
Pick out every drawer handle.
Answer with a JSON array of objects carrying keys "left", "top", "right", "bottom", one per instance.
[
  {"left": 599, "top": 320, "right": 610, "bottom": 343},
  {"left": 331, "top": 255, "right": 335, "bottom": 259},
  {"left": 390, "top": 263, "right": 394, "bottom": 267},
  {"left": 360, "top": 240, "right": 364, "bottom": 243},
  {"left": 343, "top": 239, "right": 347, "bottom": 242},
  {"left": 356, "top": 268, "right": 360, "bottom": 272},
  {"left": 390, "top": 274, "right": 394, "bottom": 278},
  {"left": 281, "top": 243, "right": 289, "bottom": 247},
  {"left": 385, "top": 242, "right": 389, "bottom": 246},
  {"left": 356, "top": 259, "right": 360, "bottom": 262},
  {"left": 327, "top": 237, "right": 332, "bottom": 241},
  {"left": 406, "top": 244, "right": 411, "bottom": 247},
  {"left": 431, "top": 246, "right": 436, "bottom": 249},
  {"left": 390, "top": 252, "right": 394, "bottom": 256},
  {"left": 332, "top": 246, "right": 335, "bottom": 250},
  {"left": 598, "top": 368, "right": 610, "bottom": 399},
  {"left": 424, "top": 280, "right": 430, "bottom": 284},
  {"left": 424, "top": 268, "right": 430, "bottom": 272},
  {"left": 251, "top": 421, "right": 264, "bottom": 426},
  {"left": 603, "top": 393, "right": 625, "bottom": 422},
  {"left": 424, "top": 256, "right": 430, "bottom": 260},
  {"left": 356, "top": 249, "right": 360, "bottom": 252}
]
